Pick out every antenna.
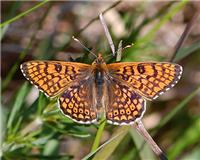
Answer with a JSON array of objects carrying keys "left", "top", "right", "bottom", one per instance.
[{"left": 72, "top": 36, "right": 97, "bottom": 58}]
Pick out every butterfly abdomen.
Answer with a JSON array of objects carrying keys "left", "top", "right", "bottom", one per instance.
[
  {"left": 95, "top": 70, "right": 104, "bottom": 85},
  {"left": 94, "top": 69, "right": 105, "bottom": 109}
]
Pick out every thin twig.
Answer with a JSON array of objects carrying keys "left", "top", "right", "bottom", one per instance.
[
  {"left": 77, "top": 1, "right": 122, "bottom": 34},
  {"left": 133, "top": 120, "right": 168, "bottom": 160},
  {"left": 99, "top": 13, "right": 115, "bottom": 56},
  {"left": 170, "top": 11, "right": 200, "bottom": 62}
]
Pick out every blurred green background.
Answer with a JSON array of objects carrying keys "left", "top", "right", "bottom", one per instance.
[{"left": 1, "top": 1, "right": 200, "bottom": 160}]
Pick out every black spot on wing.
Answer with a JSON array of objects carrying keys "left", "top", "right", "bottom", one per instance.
[
  {"left": 55, "top": 63, "right": 62, "bottom": 72},
  {"left": 137, "top": 64, "right": 145, "bottom": 74}
]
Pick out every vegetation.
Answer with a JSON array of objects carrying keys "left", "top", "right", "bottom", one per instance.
[{"left": 1, "top": 1, "right": 200, "bottom": 160}]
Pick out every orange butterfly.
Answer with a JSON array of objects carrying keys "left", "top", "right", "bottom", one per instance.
[{"left": 21, "top": 54, "right": 183, "bottom": 125}]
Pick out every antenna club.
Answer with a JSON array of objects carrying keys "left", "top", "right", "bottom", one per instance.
[{"left": 72, "top": 36, "right": 78, "bottom": 42}]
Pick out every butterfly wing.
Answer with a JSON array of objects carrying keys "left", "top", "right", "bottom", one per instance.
[
  {"left": 20, "top": 61, "right": 91, "bottom": 98},
  {"left": 58, "top": 77, "right": 97, "bottom": 124},
  {"left": 107, "top": 62, "right": 183, "bottom": 100},
  {"left": 105, "top": 78, "right": 146, "bottom": 125}
]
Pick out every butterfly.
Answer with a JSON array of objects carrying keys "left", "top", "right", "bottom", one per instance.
[{"left": 20, "top": 54, "right": 183, "bottom": 125}]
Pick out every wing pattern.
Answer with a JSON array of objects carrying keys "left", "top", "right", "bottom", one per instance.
[
  {"left": 107, "top": 62, "right": 183, "bottom": 100},
  {"left": 21, "top": 59, "right": 183, "bottom": 125},
  {"left": 58, "top": 78, "right": 97, "bottom": 124},
  {"left": 21, "top": 61, "right": 90, "bottom": 97},
  {"left": 105, "top": 79, "right": 146, "bottom": 125}
]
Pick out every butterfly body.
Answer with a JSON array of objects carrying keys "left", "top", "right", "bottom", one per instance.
[
  {"left": 92, "top": 54, "right": 108, "bottom": 111},
  {"left": 21, "top": 54, "right": 183, "bottom": 125}
]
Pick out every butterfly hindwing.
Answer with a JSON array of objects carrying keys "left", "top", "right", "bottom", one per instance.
[
  {"left": 105, "top": 78, "right": 146, "bottom": 125},
  {"left": 58, "top": 77, "right": 97, "bottom": 124}
]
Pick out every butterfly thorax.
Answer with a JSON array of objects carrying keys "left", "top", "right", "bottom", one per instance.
[{"left": 92, "top": 53, "right": 108, "bottom": 81}]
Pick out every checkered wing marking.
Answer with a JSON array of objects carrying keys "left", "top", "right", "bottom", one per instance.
[
  {"left": 107, "top": 62, "right": 183, "bottom": 100},
  {"left": 106, "top": 79, "right": 146, "bottom": 125},
  {"left": 20, "top": 61, "right": 91, "bottom": 97},
  {"left": 58, "top": 78, "right": 97, "bottom": 124}
]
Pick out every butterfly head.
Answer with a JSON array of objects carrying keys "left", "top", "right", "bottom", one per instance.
[{"left": 93, "top": 54, "right": 105, "bottom": 65}]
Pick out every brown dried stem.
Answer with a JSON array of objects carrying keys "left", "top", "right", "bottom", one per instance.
[{"left": 133, "top": 120, "right": 168, "bottom": 160}]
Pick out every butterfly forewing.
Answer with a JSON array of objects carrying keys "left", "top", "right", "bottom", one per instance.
[
  {"left": 107, "top": 62, "right": 183, "bottom": 100},
  {"left": 105, "top": 79, "right": 146, "bottom": 125},
  {"left": 20, "top": 61, "right": 91, "bottom": 97},
  {"left": 58, "top": 77, "right": 97, "bottom": 124}
]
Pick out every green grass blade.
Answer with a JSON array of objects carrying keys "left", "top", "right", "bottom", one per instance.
[
  {"left": 154, "top": 85, "right": 200, "bottom": 131},
  {"left": 37, "top": 93, "right": 46, "bottom": 116},
  {"left": 2, "top": 41, "right": 32, "bottom": 90},
  {"left": 1, "top": 2, "right": 22, "bottom": 39},
  {"left": 43, "top": 139, "right": 59, "bottom": 156},
  {"left": 0, "top": 25, "right": 8, "bottom": 40},
  {"left": 137, "top": 0, "right": 188, "bottom": 46},
  {"left": 129, "top": 129, "right": 155, "bottom": 160},
  {"left": 82, "top": 126, "right": 129, "bottom": 160},
  {"left": 121, "top": 148, "right": 138, "bottom": 160},
  {"left": 2, "top": 3, "right": 52, "bottom": 91},
  {"left": 0, "top": 0, "right": 50, "bottom": 28},
  {"left": 123, "top": 0, "right": 188, "bottom": 61},
  {"left": 173, "top": 41, "right": 200, "bottom": 62},
  {"left": 92, "top": 126, "right": 130, "bottom": 160},
  {"left": 12, "top": 116, "right": 23, "bottom": 134},
  {"left": 91, "top": 118, "right": 106, "bottom": 152},
  {"left": 7, "top": 82, "right": 29, "bottom": 130},
  {"left": 43, "top": 122, "right": 90, "bottom": 138},
  {"left": 182, "top": 146, "right": 200, "bottom": 160},
  {"left": 167, "top": 117, "right": 200, "bottom": 159}
]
